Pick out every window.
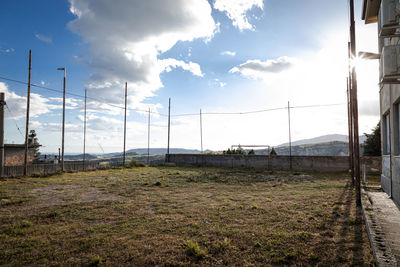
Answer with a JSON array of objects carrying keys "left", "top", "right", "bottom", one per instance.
[
  {"left": 396, "top": 103, "right": 400, "bottom": 155},
  {"left": 383, "top": 113, "right": 391, "bottom": 155}
]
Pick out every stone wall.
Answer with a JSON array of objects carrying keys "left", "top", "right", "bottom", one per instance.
[
  {"left": 167, "top": 154, "right": 381, "bottom": 173},
  {"left": 3, "top": 161, "right": 101, "bottom": 177},
  {"left": 5, "top": 147, "right": 35, "bottom": 166}
]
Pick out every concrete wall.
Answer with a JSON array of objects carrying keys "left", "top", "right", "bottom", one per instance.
[
  {"left": 5, "top": 147, "right": 35, "bottom": 166},
  {"left": 167, "top": 154, "right": 381, "bottom": 173},
  {"left": 3, "top": 161, "right": 101, "bottom": 177},
  {"left": 382, "top": 155, "right": 392, "bottom": 195},
  {"left": 393, "top": 157, "right": 400, "bottom": 207}
]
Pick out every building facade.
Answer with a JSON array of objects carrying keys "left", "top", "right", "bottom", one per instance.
[
  {"left": 4, "top": 144, "right": 36, "bottom": 166},
  {"left": 363, "top": 0, "right": 400, "bottom": 207}
]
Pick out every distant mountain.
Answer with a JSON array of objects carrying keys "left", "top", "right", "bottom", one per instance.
[
  {"left": 253, "top": 141, "right": 365, "bottom": 157},
  {"left": 64, "top": 154, "right": 98, "bottom": 161},
  {"left": 99, "top": 148, "right": 210, "bottom": 158},
  {"left": 40, "top": 153, "right": 98, "bottom": 161},
  {"left": 277, "top": 134, "right": 366, "bottom": 147}
]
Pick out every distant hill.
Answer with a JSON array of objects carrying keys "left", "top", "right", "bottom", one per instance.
[
  {"left": 64, "top": 154, "right": 98, "bottom": 161},
  {"left": 277, "top": 134, "right": 366, "bottom": 147},
  {"left": 99, "top": 148, "right": 210, "bottom": 158},
  {"left": 253, "top": 141, "right": 364, "bottom": 156}
]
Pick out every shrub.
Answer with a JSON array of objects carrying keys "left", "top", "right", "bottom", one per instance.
[
  {"left": 184, "top": 241, "right": 206, "bottom": 259},
  {"left": 128, "top": 160, "right": 145, "bottom": 168},
  {"left": 20, "top": 220, "right": 33, "bottom": 228},
  {"left": 89, "top": 256, "right": 103, "bottom": 266}
]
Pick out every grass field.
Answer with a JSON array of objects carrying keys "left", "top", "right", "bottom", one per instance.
[{"left": 0, "top": 167, "right": 374, "bottom": 266}]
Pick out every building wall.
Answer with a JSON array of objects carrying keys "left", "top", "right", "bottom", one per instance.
[
  {"left": 4, "top": 147, "right": 35, "bottom": 166},
  {"left": 377, "top": 11, "right": 400, "bottom": 206}
]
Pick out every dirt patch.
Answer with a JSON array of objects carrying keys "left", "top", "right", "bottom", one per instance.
[{"left": 30, "top": 184, "right": 125, "bottom": 207}]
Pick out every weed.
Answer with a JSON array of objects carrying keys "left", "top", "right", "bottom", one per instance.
[
  {"left": 284, "top": 251, "right": 297, "bottom": 261},
  {"left": 309, "top": 252, "right": 319, "bottom": 262},
  {"left": 154, "top": 181, "right": 162, "bottom": 186},
  {"left": 184, "top": 241, "right": 207, "bottom": 259},
  {"left": 89, "top": 256, "right": 103, "bottom": 266},
  {"left": 20, "top": 220, "right": 33, "bottom": 228},
  {"left": 298, "top": 231, "right": 310, "bottom": 241},
  {"left": 128, "top": 160, "right": 145, "bottom": 168},
  {"left": 44, "top": 211, "right": 61, "bottom": 218},
  {"left": 213, "top": 238, "right": 232, "bottom": 253},
  {"left": 253, "top": 241, "right": 262, "bottom": 248},
  {"left": 251, "top": 204, "right": 258, "bottom": 210}
]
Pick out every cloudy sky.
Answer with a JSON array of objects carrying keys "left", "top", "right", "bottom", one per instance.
[{"left": 0, "top": 0, "right": 379, "bottom": 154}]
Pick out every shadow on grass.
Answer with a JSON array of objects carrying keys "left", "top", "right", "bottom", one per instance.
[{"left": 330, "top": 182, "right": 368, "bottom": 264}]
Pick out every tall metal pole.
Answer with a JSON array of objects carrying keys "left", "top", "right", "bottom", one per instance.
[
  {"left": 288, "top": 101, "right": 292, "bottom": 170},
  {"left": 123, "top": 82, "right": 127, "bottom": 167},
  {"left": 347, "top": 77, "right": 354, "bottom": 185},
  {"left": 0, "top": 93, "right": 5, "bottom": 178},
  {"left": 349, "top": 0, "right": 361, "bottom": 207},
  {"left": 24, "top": 50, "right": 32, "bottom": 176},
  {"left": 83, "top": 88, "right": 87, "bottom": 171},
  {"left": 147, "top": 108, "right": 150, "bottom": 166},
  {"left": 57, "top": 67, "right": 66, "bottom": 172},
  {"left": 347, "top": 41, "right": 354, "bottom": 185},
  {"left": 167, "top": 97, "right": 171, "bottom": 161},
  {"left": 200, "top": 109, "right": 203, "bottom": 153}
]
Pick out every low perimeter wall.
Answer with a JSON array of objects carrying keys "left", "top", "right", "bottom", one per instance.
[
  {"left": 2, "top": 161, "right": 102, "bottom": 178},
  {"left": 167, "top": 154, "right": 381, "bottom": 173}
]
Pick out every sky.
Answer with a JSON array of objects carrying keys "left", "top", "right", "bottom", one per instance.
[{"left": 0, "top": 0, "right": 380, "bottom": 154}]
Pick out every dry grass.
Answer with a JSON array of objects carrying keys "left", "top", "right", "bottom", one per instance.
[{"left": 0, "top": 167, "right": 374, "bottom": 266}]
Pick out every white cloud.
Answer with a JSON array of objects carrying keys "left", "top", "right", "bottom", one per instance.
[
  {"left": 35, "top": 34, "right": 52, "bottom": 43},
  {"left": 0, "top": 82, "right": 60, "bottom": 119},
  {"left": 230, "top": 56, "right": 293, "bottom": 79},
  {"left": 159, "top": 58, "right": 204, "bottom": 77},
  {"left": 0, "top": 47, "right": 14, "bottom": 53},
  {"left": 220, "top": 50, "right": 236, "bottom": 56},
  {"left": 68, "top": 0, "right": 217, "bottom": 106},
  {"left": 213, "top": 0, "right": 263, "bottom": 31},
  {"left": 213, "top": 78, "right": 226, "bottom": 87}
]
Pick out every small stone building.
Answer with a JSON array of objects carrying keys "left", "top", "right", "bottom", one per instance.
[{"left": 4, "top": 144, "right": 36, "bottom": 166}]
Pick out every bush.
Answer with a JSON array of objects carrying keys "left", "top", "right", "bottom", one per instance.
[
  {"left": 20, "top": 220, "right": 33, "bottom": 228},
  {"left": 363, "top": 122, "right": 381, "bottom": 156},
  {"left": 89, "top": 256, "right": 103, "bottom": 266},
  {"left": 128, "top": 160, "right": 145, "bottom": 168},
  {"left": 184, "top": 241, "right": 207, "bottom": 259}
]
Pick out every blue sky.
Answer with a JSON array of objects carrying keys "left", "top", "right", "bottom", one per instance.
[{"left": 0, "top": 0, "right": 379, "bottom": 154}]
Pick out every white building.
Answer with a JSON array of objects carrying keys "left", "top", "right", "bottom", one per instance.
[{"left": 363, "top": 0, "right": 400, "bottom": 207}]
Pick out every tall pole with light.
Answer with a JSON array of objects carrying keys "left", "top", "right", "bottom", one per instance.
[
  {"left": 349, "top": 0, "right": 361, "bottom": 207},
  {"left": 57, "top": 67, "right": 66, "bottom": 172}
]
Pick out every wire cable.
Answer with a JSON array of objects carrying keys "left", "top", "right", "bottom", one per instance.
[
  {"left": 0, "top": 76, "right": 167, "bottom": 116},
  {"left": 0, "top": 75, "right": 346, "bottom": 118},
  {"left": 5, "top": 104, "right": 24, "bottom": 138}
]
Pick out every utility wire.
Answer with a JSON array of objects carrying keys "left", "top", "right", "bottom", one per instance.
[
  {"left": 0, "top": 76, "right": 166, "bottom": 116},
  {"left": 5, "top": 103, "right": 24, "bottom": 138},
  {"left": 0, "top": 75, "right": 345, "bottom": 118}
]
